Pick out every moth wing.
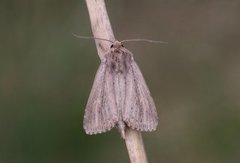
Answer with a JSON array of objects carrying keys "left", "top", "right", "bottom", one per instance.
[
  {"left": 83, "top": 61, "right": 118, "bottom": 134},
  {"left": 123, "top": 61, "right": 158, "bottom": 131}
]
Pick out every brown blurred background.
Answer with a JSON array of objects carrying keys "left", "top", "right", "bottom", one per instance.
[{"left": 1, "top": 0, "right": 240, "bottom": 163}]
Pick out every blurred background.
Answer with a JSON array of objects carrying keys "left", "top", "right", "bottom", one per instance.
[{"left": 1, "top": 0, "right": 240, "bottom": 162}]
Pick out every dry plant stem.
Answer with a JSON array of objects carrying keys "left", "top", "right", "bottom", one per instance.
[
  {"left": 85, "top": 0, "right": 115, "bottom": 60},
  {"left": 84, "top": 0, "right": 148, "bottom": 163},
  {"left": 125, "top": 128, "right": 148, "bottom": 163}
]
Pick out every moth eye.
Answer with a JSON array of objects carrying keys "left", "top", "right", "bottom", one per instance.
[
  {"left": 110, "top": 44, "right": 113, "bottom": 48},
  {"left": 121, "top": 44, "right": 124, "bottom": 47}
]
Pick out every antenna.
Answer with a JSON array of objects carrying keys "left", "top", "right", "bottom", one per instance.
[
  {"left": 121, "top": 39, "right": 168, "bottom": 44},
  {"left": 72, "top": 34, "right": 114, "bottom": 43},
  {"left": 73, "top": 34, "right": 168, "bottom": 44}
]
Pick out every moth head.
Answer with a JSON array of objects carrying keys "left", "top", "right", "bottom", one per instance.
[{"left": 110, "top": 41, "right": 124, "bottom": 49}]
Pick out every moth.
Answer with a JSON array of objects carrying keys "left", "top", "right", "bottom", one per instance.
[{"left": 79, "top": 36, "right": 165, "bottom": 138}]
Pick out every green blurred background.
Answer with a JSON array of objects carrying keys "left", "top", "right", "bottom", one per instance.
[{"left": 1, "top": 0, "right": 240, "bottom": 162}]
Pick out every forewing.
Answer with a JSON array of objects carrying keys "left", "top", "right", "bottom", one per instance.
[
  {"left": 83, "top": 61, "right": 118, "bottom": 134},
  {"left": 123, "top": 61, "right": 158, "bottom": 131}
]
